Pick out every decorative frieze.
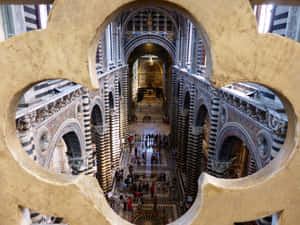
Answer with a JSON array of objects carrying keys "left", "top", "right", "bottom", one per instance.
[{"left": 16, "top": 87, "right": 83, "bottom": 126}]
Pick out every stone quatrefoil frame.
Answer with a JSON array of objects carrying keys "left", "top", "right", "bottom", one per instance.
[{"left": 0, "top": 0, "right": 300, "bottom": 224}]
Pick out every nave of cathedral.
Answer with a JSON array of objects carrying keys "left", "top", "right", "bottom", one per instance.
[
  {"left": 0, "top": 1, "right": 299, "bottom": 225},
  {"left": 109, "top": 95, "right": 179, "bottom": 224}
]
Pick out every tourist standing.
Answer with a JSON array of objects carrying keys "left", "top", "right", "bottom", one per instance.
[
  {"left": 127, "top": 197, "right": 133, "bottom": 211},
  {"left": 114, "top": 194, "right": 120, "bottom": 213},
  {"left": 120, "top": 195, "right": 124, "bottom": 211},
  {"left": 123, "top": 195, "right": 127, "bottom": 211},
  {"left": 135, "top": 146, "right": 138, "bottom": 157},
  {"left": 128, "top": 135, "right": 132, "bottom": 152},
  {"left": 150, "top": 183, "right": 155, "bottom": 198}
]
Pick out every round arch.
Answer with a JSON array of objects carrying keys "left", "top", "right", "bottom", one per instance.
[
  {"left": 195, "top": 104, "right": 209, "bottom": 127},
  {"left": 183, "top": 91, "right": 191, "bottom": 110},
  {"left": 194, "top": 103, "right": 210, "bottom": 171},
  {"left": 109, "top": 92, "right": 114, "bottom": 109},
  {"left": 219, "top": 136, "right": 251, "bottom": 178},
  {"left": 124, "top": 34, "right": 176, "bottom": 62},
  {"left": 215, "top": 122, "right": 262, "bottom": 169},
  {"left": 90, "top": 97, "right": 105, "bottom": 126},
  {"left": 62, "top": 132, "right": 82, "bottom": 174},
  {"left": 46, "top": 119, "right": 86, "bottom": 171},
  {"left": 138, "top": 60, "right": 163, "bottom": 75},
  {"left": 91, "top": 105, "right": 104, "bottom": 126}
]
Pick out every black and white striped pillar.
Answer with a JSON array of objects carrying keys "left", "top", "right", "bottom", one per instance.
[
  {"left": 17, "top": 116, "right": 54, "bottom": 224},
  {"left": 111, "top": 76, "right": 121, "bottom": 167},
  {"left": 82, "top": 88, "right": 96, "bottom": 176},
  {"left": 247, "top": 154, "right": 258, "bottom": 175},
  {"left": 170, "top": 68, "right": 178, "bottom": 142},
  {"left": 270, "top": 134, "right": 285, "bottom": 161},
  {"left": 103, "top": 78, "right": 113, "bottom": 193},
  {"left": 93, "top": 125, "right": 111, "bottom": 192},
  {"left": 185, "top": 85, "right": 202, "bottom": 197},
  {"left": 120, "top": 67, "right": 129, "bottom": 146},
  {"left": 18, "top": 116, "right": 37, "bottom": 162},
  {"left": 207, "top": 93, "right": 222, "bottom": 177},
  {"left": 175, "top": 78, "right": 185, "bottom": 170}
]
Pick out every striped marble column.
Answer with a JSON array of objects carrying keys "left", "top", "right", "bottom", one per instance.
[
  {"left": 270, "top": 134, "right": 285, "bottom": 161},
  {"left": 196, "top": 39, "right": 206, "bottom": 74},
  {"left": 181, "top": 21, "right": 188, "bottom": 69},
  {"left": 207, "top": 93, "right": 222, "bottom": 177},
  {"left": 111, "top": 76, "right": 121, "bottom": 167},
  {"left": 118, "top": 70, "right": 124, "bottom": 150},
  {"left": 181, "top": 84, "right": 196, "bottom": 175},
  {"left": 93, "top": 125, "right": 111, "bottom": 193},
  {"left": 247, "top": 154, "right": 258, "bottom": 175},
  {"left": 191, "top": 31, "right": 199, "bottom": 74},
  {"left": 30, "top": 212, "right": 46, "bottom": 224},
  {"left": 120, "top": 67, "right": 129, "bottom": 146},
  {"left": 179, "top": 108, "right": 189, "bottom": 172},
  {"left": 18, "top": 116, "right": 37, "bottom": 162},
  {"left": 185, "top": 85, "right": 203, "bottom": 197},
  {"left": 82, "top": 88, "right": 96, "bottom": 176},
  {"left": 192, "top": 126, "right": 205, "bottom": 196},
  {"left": 96, "top": 39, "right": 105, "bottom": 73},
  {"left": 119, "top": 70, "right": 124, "bottom": 147},
  {"left": 170, "top": 68, "right": 178, "bottom": 144},
  {"left": 17, "top": 116, "right": 54, "bottom": 224},
  {"left": 30, "top": 211, "right": 55, "bottom": 224},
  {"left": 175, "top": 78, "right": 185, "bottom": 170},
  {"left": 103, "top": 78, "right": 113, "bottom": 192}
]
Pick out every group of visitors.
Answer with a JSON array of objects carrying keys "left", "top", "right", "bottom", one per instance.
[
  {"left": 108, "top": 131, "right": 177, "bottom": 219},
  {"left": 128, "top": 133, "right": 169, "bottom": 148},
  {"left": 110, "top": 167, "right": 158, "bottom": 214},
  {"left": 115, "top": 168, "right": 124, "bottom": 184},
  {"left": 127, "top": 133, "right": 169, "bottom": 166}
]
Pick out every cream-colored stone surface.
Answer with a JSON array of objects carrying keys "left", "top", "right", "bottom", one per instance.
[
  {"left": 2, "top": 0, "right": 300, "bottom": 6},
  {"left": 0, "top": 0, "right": 299, "bottom": 225},
  {"left": 250, "top": 0, "right": 300, "bottom": 5},
  {"left": 0, "top": 0, "right": 53, "bottom": 3}
]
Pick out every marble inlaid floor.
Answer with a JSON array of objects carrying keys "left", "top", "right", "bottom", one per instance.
[{"left": 110, "top": 98, "right": 181, "bottom": 224}]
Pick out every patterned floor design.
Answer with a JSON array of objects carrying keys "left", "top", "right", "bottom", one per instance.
[{"left": 110, "top": 98, "right": 181, "bottom": 224}]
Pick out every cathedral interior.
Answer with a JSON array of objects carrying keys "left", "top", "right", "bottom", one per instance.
[{"left": 0, "top": 0, "right": 299, "bottom": 225}]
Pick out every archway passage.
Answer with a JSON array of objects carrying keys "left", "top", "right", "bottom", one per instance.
[
  {"left": 90, "top": 104, "right": 112, "bottom": 193},
  {"left": 138, "top": 56, "right": 163, "bottom": 91},
  {"left": 49, "top": 138, "right": 72, "bottom": 175},
  {"left": 109, "top": 92, "right": 114, "bottom": 109},
  {"left": 183, "top": 92, "right": 190, "bottom": 110},
  {"left": 201, "top": 110, "right": 210, "bottom": 170},
  {"left": 180, "top": 91, "right": 191, "bottom": 172},
  {"left": 186, "top": 105, "right": 210, "bottom": 198},
  {"left": 48, "top": 131, "right": 83, "bottom": 175},
  {"left": 196, "top": 105, "right": 210, "bottom": 172},
  {"left": 91, "top": 105, "right": 103, "bottom": 126},
  {"left": 113, "top": 31, "right": 177, "bottom": 222},
  {"left": 220, "top": 136, "right": 251, "bottom": 179},
  {"left": 127, "top": 43, "right": 173, "bottom": 122}
]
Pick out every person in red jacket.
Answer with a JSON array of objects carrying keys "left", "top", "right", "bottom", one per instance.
[
  {"left": 128, "top": 135, "right": 132, "bottom": 153},
  {"left": 150, "top": 183, "right": 155, "bottom": 198},
  {"left": 127, "top": 197, "right": 133, "bottom": 211}
]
